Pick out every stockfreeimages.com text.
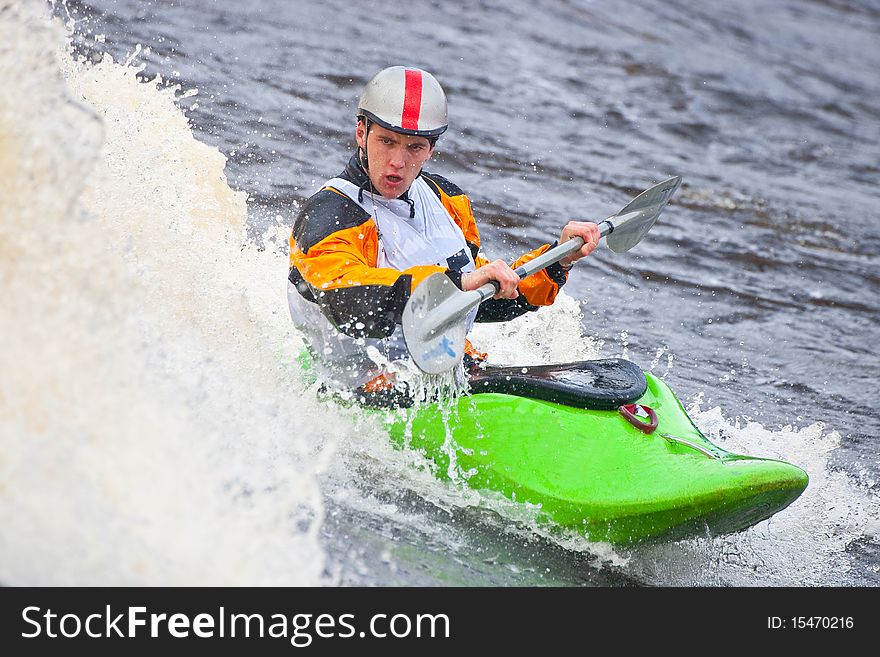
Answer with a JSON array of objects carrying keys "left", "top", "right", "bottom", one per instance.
[{"left": 21, "top": 605, "right": 450, "bottom": 647}]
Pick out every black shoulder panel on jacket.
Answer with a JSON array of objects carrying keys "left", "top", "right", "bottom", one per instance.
[
  {"left": 293, "top": 188, "right": 371, "bottom": 254},
  {"left": 421, "top": 171, "right": 466, "bottom": 199},
  {"left": 313, "top": 275, "right": 412, "bottom": 339},
  {"left": 475, "top": 295, "right": 539, "bottom": 323}
]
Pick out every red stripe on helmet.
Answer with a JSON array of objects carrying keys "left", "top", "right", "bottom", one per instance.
[{"left": 400, "top": 69, "right": 423, "bottom": 131}]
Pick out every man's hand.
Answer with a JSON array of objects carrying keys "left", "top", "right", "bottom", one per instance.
[
  {"left": 461, "top": 260, "right": 520, "bottom": 299},
  {"left": 558, "top": 221, "right": 600, "bottom": 268}
]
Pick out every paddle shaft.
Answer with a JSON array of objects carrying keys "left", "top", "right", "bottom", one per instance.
[
  {"left": 421, "top": 217, "right": 623, "bottom": 339},
  {"left": 404, "top": 176, "right": 681, "bottom": 371},
  {"left": 477, "top": 217, "right": 623, "bottom": 301}
]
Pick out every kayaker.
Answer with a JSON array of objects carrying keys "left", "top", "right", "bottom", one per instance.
[{"left": 288, "top": 66, "right": 600, "bottom": 403}]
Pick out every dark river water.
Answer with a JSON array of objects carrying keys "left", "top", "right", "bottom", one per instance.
[{"left": 4, "top": 0, "right": 876, "bottom": 586}]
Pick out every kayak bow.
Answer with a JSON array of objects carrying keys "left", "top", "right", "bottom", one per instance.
[{"left": 380, "top": 359, "right": 808, "bottom": 544}]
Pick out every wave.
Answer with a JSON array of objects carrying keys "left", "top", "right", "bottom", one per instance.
[{"left": 0, "top": 0, "right": 329, "bottom": 585}]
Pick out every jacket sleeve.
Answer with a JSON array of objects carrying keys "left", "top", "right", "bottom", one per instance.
[
  {"left": 422, "top": 172, "right": 569, "bottom": 323},
  {"left": 289, "top": 188, "right": 446, "bottom": 338}
]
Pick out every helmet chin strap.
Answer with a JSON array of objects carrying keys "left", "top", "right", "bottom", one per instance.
[
  {"left": 359, "top": 117, "right": 371, "bottom": 170},
  {"left": 357, "top": 118, "right": 381, "bottom": 226}
]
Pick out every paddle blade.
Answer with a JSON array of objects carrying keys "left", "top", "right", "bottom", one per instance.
[
  {"left": 402, "top": 272, "right": 469, "bottom": 374},
  {"left": 606, "top": 176, "right": 681, "bottom": 253}
]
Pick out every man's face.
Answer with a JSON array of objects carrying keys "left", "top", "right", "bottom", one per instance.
[{"left": 356, "top": 122, "right": 434, "bottom": 198}]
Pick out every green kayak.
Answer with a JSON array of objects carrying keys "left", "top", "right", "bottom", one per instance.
[{"left": 370, "top": 358, "right": 808, "bottom": 544}]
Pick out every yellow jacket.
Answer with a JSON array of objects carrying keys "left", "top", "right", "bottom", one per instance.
[{"left": 289, "top": 153, "right": 569, "bottom": 341}]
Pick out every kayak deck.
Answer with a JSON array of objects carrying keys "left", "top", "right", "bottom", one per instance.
[{"left": 383, "top": 372, "right": 808, "bottom": 544}]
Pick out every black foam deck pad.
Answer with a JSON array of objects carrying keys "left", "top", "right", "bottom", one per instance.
[{"left": 467, "top": 359, "right": 648, "bottom": 410}]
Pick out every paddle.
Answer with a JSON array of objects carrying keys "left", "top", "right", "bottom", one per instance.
[{"left": 401, "top": 176, "right": 683, "bottom": 374}]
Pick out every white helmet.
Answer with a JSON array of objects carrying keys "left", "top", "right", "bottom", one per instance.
[{"left": 357, "top": 66, "right": 448, "bottom": 138}]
